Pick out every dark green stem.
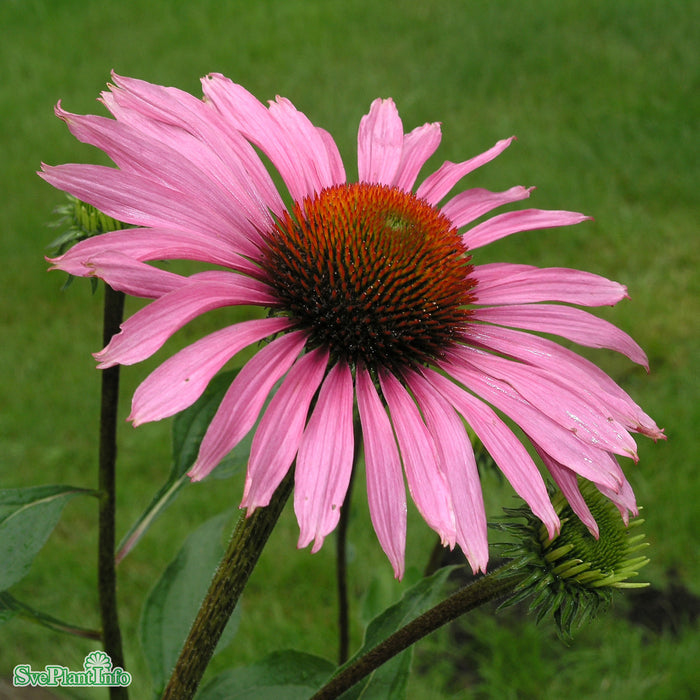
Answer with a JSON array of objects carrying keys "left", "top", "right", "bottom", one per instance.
[
  {"left": 161, "top": 469, "right": 295, "bottom": 700},
  {"left": 336, "top": 425, "right": 361, "bottom": 665},
  {"left": 98, "top": 283, "right": 128, "bottom": 699},
  {"left": 311, "top": 564, "right": 524, "bottom": 700}
]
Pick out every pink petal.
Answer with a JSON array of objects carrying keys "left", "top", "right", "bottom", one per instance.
[
  {"left": 242, "top": 346, "right": 330, "bottom": 509},
  {"left": 464, "top": 325, "right": 663, "bottom": 438},
  {"left": 76, "top": 252, "right": 187, "bottom": 298},
  {"left": 451, "top": 345, "right": 638, "bottom": 459},
  {"left": 441, "top": 186, "right": 533, "bottom": 229},
  {"left": 537, "top": 449, "right": 599, "bottom": 538},
  {"left": 106, "top": 73, "right": 286, "bottom": 225},
  {"left": 405, "top": 370, "right": 488, "bottom": 573},
  {"left": 463, "top": 208, "right": 591, "bottom": 250},
  {"left": 316, "top": 126, "right": 347, "bottom": 185},
  {"left": 416, "top": 137, "right": 515, "bottom": 205},
  {"left": 129, "top": 317, "right": 293, "bottom": 425},
  {"left": 356, "top": 365, "right": 407, "bottom": 579},
  {"left": 394, "top": 122, "right": 442, "bottom": 192},
  {"left": 442, "top": 352, "right": 626, "bottom": 489},
  {"left": 424, "top": 368, "right": 560, "bottom": 538},
  {"left": 295, "top": 362, "right": 355, "bottom": 553},
  {"left": 473, "top": 263, "right": 628, "bottom": 307},
  {"left": 39, "top": 164, "right": 259, "bottom": 258},
  {"left": 269, "top": 97, "right": 344, "bottom": 192},
  {"left": 357, "top": 98, "right": 405, "bottom": 185},
  {"left": 472, "top": 303, "right": 649, "bottom": 367},
  {"left": 596, "top": 472, "right": 638, "bottom": 524},
  {"left": 49, "top": 227, "right": 259, "bottom": 277},
  {"left": 95, "top": 273, "right": 275, "bottom": 368},
  {"left": 55, "top": 104, "right": 266, "bottom": 248},
  {"left": 188, "top": 331, "right": 308, "bottom": 481},
  {"left": 378, "top": 369, "right": 456, "bottom": 547},
  {"left": 202, "top": 75, "right": 340, "bottom": 201}
]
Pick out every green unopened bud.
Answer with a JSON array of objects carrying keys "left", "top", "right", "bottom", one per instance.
[
  {"left": 48, "top": 195, "right": 129, "bottom": 255},
  {"left": 494, "top": 482, "right": 650, "bottom": 638},
  {"left": 48, "top": 195, "right": 131, "bottom": 290}
]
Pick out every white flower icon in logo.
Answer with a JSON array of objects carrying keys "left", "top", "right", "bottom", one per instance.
[{"left": 83, "top": 650, "right": 112, "bottom": 672}]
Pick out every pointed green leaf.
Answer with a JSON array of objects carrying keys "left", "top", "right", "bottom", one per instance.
[
  {"left": 0, "top": 591, "right": 100, "bottom": 639},
  {"left": 0, "top": 485, "right": 95, "bottom": 591},
  {"left": 196, "top": 650, "right": 335, "bottom": 700},
  {"left": 140, "top": 510, "right": 242, "bottom": 697}
]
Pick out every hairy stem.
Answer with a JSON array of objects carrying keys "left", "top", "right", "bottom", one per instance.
[
  {"left": 161, "top": 469, "right": 295, "bottom": 700},
  {"left": 311, "top": 564, "right": 523, "bottom": 700},
  {"left": 97, "top": 283, "right": 128, "bottom": 699}
]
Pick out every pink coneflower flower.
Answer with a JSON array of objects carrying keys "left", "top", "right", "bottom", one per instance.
[{"left": 41, "top": 74, "right": 663, "bottom": 579}]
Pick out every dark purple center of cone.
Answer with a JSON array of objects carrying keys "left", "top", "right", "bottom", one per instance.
[{"left": 261, "top": 183, "right": 476, "bottom": 372}]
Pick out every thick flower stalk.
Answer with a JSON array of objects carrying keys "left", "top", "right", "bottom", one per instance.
[{"left": 40, "top": 73, "right": 663, "bottom": 579}]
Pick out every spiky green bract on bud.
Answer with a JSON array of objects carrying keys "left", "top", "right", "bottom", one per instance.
[
  {"left": 48, "top": 194, "right": 130, "bottom": 256},
  {"left": 493, "top": 482, "right": 650, "bottom": 639}
]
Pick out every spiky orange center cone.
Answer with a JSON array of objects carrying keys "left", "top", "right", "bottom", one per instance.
[{"left": 262, "top": 182, "right": 476, "bottom": 373}]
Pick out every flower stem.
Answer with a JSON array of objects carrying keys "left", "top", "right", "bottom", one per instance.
[
  {"left": 336, "top": 426, "right": 361, "bottom": 665},
  {"left": 161, "top": 469, "right": 295, "bottom": 700},
  {"left": 311, "top": 564, "right": 524, "bottom": 700},
  {"left": 97, "top": 283, "right": 127, "bottom": 699}
]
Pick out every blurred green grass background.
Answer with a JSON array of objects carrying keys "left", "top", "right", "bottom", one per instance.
[{"left": 1, "top": 0, "right": 698, "bottom": 698}]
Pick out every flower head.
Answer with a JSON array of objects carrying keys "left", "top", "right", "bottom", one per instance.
[{"left": 40, "top": 73, "right": 663, "bottom": 579}]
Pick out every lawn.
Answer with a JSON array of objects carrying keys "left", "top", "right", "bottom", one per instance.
[{"left": 1, "top": 0, "right": 698, "bottom": 698}]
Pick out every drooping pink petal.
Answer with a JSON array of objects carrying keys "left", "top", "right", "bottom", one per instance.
[
  {"left": 472, "top": 303, "right": 649, "bottom": 367},
  {"left": 416, "top": 137, "right": 515, "bottom": 205},
  {"left": 596, "top": 472, "right": 638, "bottom": 525},
  {"left": 450, "top": 344, "right": 638, "bottom": 460},
  {"left": 463, "top": 208, "right": 591, "bottom": 250},
  {"left": 130, "top": 317, "right": 293, "bottom": 425},
  {"left": 48, "top": 227, "right": 259, "bottom": 277},
  {"left": 95, "top": 273, "right": 276, "bottom": 368},
  {"left": 295, "top": 362, "right": 355, "bottom": 553},
  {"left": 536, "top": 448, "right": 599, "bottom": 538},
  {"left": 356, "top": 365, "right": 407, "bottom": 579},
  {"left": 358, "top": 98, "right": 405, "bottom": 186},
  {"left": 424, "top": 368, "right": 560, "bottom": 538},
  {"left": 442, "top": 352, "right": 626, "bottom": 489},
  {"left": 242, "top": 346, "right": 330, "bottom": 510},
  {"left": 378, "top": 369, "right": 456, "bottom": 547},
  {"left": 188, "top": 331, "right": 308, "bottom": 481},
  {"left": 441, "top": 186, "right": 533, "bottom": 229},
  {"left": 405, "top": 369, "right": 488, "bottom": 573},
  {"left": 394, "top": 122, "right": 442, "bottom": 192},
  {"left": 473, "top": 263, "right": 629, "bottom": 307},
  {"left": 76, "top": 252, "right": 188, "bottom": 298},
  {"left": 464, "top": 325, "right": 663, "bottom": 438}
]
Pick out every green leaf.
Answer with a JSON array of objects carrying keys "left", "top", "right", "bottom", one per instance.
[
  {"left": 140, "top": 510, "right": 242, "bottom": 697},
  {"left": 337, "top": 566, "right": 457, "bottom": 700},
  {"left": 196, "top": 650, "right": 335, "bottom": 700},
  {"left": 0, "top": 485, "right": 95, "bottom": 591},
  {"left": 0, "top": 591, "right": 100, "bottom": 639},
  {"left": 117, "top": 370, "right": 246, "bottom": 562}
]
